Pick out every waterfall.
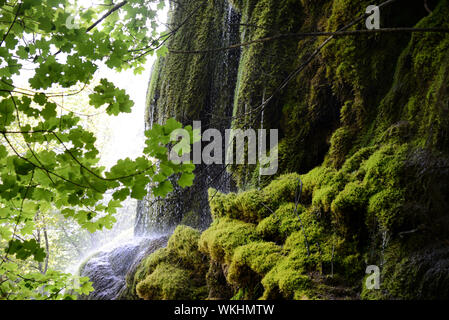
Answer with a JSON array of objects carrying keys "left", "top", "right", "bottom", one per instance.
[
  {"left": 135, "top": 0, "right": 241, "bottom": 235},
  {"left": 78, "top": 235, "right": 167, "bottom": 300}
]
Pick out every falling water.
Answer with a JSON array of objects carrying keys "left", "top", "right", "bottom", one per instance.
[
  {"left": 380, "top": 229, "right": 390, "bottom": 269},
  {"left": 136, "top": 0, "right": 241, "bottom": 234},
  {"left": 77, "top": 233, "right": 167, "bottom": 300}
]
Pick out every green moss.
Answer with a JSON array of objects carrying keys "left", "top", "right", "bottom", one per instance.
[
  {"left": 261, "top": 173, "right": 301, "bottom": 207},
  {"left": 138, "top": 247, "right": 168, "bottom": 277},
  {"left": 209, "top": 173, "right": 301, "bottom": 223},
  {"left": 340, "top": 146, "right": 376, "bottom": 175},
  {"left": 257, "top": 203, "right": 304, "bottom": 242},
  {"left": 367, "top": 188, "right": 405, "bottom": 232},
  {"left": 370, "top": 1, "right": 449, "bottom": 150},
  {"left": 148, "top": 0, "right": 236, "bottom": 122},
  {"left": 131, "top": 0, "right": 449, "bottom": 301},
  {"left": 134, "top": 226, "right": 208, "bottom": 300},
  {"left": 326, "top": 126, "right": 357, "bottom": 168},
  {"left": 361, "top": 144, "right": 406, "bottom": 192},
  {"left": 136, "top": 263, "right": 206, "bottom": 300},
  {"left": 233, "top": 189, "right": 266, "bottom": 222},
  {"left": 227, "top": 241, "right": 283, "bottom": 287},
  {"left": 199, "top": 218, "right": 259, "bottom": 265},
  {"left": 167, "top": 225, "right": 205, "bottom": 269},
  {"left": 258, "top": 203, "right": 361, "bottom": 299},
  {"left": 261, "top": 257, "right": 311, "bottom": 299},
  {"left": 300, "top": 166, "right": 338, "bottom": 202},
  {"left": 231, "top": 288, "right": 246, "bottom": 300},
  {"left": 331, "top": 181, "right": 368, "bottom": 229},
  {"left": 208, "top": 189, "right": 237, "bottom": 220},
  {"left": 228, "top": 0, "right": 330, "bottom": 188},
  {"left": 311, "top": 185, "right": 339, "bottom": 213}
]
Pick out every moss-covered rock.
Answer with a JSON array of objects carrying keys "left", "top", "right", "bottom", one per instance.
[
  {"left": 134, "top": 226, "right": 208, "bottom": 300},
  {"left": 128, "top": 0, "right": 449, "bottom": 300},
  {"left": 136, "top": 262, "right": 208, "bottom": 300},
  {"left": 140, "top": 0, "right": 241, "bottom": 233},
  {"left": 227, "top": 241, "right": 283, "bottom": 289},
  {"left": 256, "top": 203, "right": 304, "bottom": 243},
  {"left": 209, "top": 173, "right": 301, "bottom": 223},
  {"left": 199, "top": 218, "right": 259, "bottom": 265}
]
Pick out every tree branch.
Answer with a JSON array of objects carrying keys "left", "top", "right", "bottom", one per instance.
[
  {"left": 0, "top": 2, "right": 21, "bottom": 47},
  {"left": 169, "top": 27, "right": 449, "bottom": 54},
  {"left": 1, "top": 132, "right": 91, "bottom": 189},
  {"left": 127, "top": 1, "right": 206, "bottom": 61},
  {"left": 52, "top": 132, "right": 155, "bottom": 182},
  {"left": 424, "top": 0, "right": 432, "bottom": 14},
  {"left": 86, "top": 1, "right": 128, "bottom": 32}
]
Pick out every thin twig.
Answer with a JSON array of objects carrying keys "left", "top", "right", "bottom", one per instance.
[
  {"left": 0, "top": 2, "right": 22, "bottom": 47},
  {"left": 52, "top": 132, "right": 155, "bottom": 182},
  {"left": 424, "top": 0, "right": 432, "bottom": 14},
  {"left": 0, "top": 168, "right": 35, "bottom": 267},
  {"left": 86, "top": 1, "right": 128, "bottom": 32},
  {"left": 127, "top": 1, "right": 206, "bottom": 61},
  {"left": 2, "top": 132, "right": 91, "bottom": 189},
  {"left": 168, "top": 28, "right": 449, "bottom": 54}
]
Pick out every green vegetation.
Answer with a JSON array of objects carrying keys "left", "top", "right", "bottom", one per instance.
[
  {"left": 0, "top": 0, "right": 197, "bottom": 300},
  {"left": 134, "top": 226, "right": 208, "bottom": 300},
  {"left": 133, "top": 174, "right": 359, "bottom": 299},
  {"left": 2, "top": 0, "right": 449, "bottom": 301}
]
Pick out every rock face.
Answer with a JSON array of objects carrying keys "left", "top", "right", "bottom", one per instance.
[
  {"left": 79, "top": 236, "right": 168, "bottom": 300},
  {"left": 129, "top": 0, "right": 449, "bottom": 300}
]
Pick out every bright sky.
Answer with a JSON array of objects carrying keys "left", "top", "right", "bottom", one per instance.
[{"left": 96, "top": 62, "right": 154, "bottom": 168}]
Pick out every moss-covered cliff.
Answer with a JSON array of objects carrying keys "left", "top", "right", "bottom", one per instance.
[{"left": 129, "top": 0, "right": 449, "bottom": 299}]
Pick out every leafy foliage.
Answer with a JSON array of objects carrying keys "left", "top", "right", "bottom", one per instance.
[{"left": 0, "top": 0, "right": 193, "bottom": 300}]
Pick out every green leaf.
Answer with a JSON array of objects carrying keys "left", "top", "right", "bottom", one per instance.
[
  {"left": 112, "top": 188, "right": 130, "bottom": 201},
  {"left": 32, "top": 188, "right": 53, "bottom": 202},
  {"left": 89, "top": 79, "right": 134, "bottom": 115},
  {"left": 13, "top": 158, "right": 34, "bottom": 176},
  {"left": 7, "top": 239, "right": 46, "bottom": 262},
  {"left": 34, "top": 93, "right": 47, "bottom": 106},
  {"left": 156, "top": 45, "right": 168, "bottom": 58},
  {"left": 178, "top": 172, "right": 195, "bottom": 188},
  {"left": 163, "top": 118, "right": 182, "bottom": 135},
  {"left": 153, "top": 180, "right": 173, "bottom": 198},
  {"left": 42, "top": 102, "right": 57, "bottom": 120}
]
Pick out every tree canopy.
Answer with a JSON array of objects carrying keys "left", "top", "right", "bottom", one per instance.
[{"left": 0, "top": 0, "right": 194, "bottom": 299}]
